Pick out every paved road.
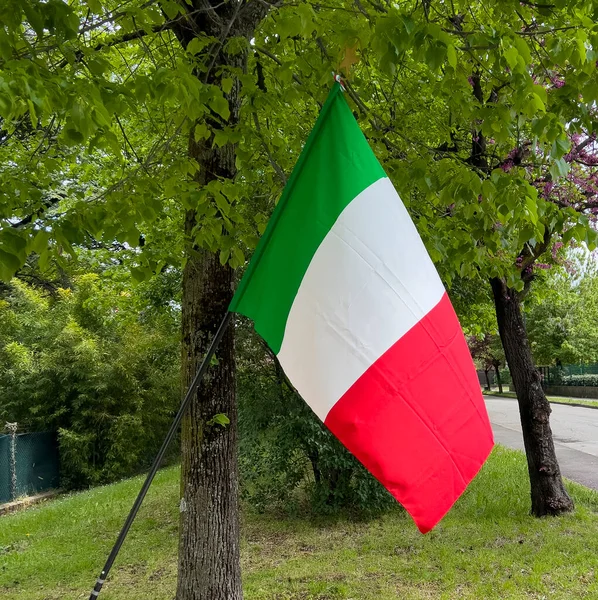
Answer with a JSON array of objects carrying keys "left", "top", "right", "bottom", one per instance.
[{"left": 485, "top": 395, "right": 598, "bottom": 491}]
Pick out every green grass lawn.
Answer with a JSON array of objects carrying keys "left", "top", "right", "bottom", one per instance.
[
  {"left": 486, "top": 390, "right": 598, "bottom": 409},
  {"left": 2, "top": 446, "right": 598, "bottom": 599}
]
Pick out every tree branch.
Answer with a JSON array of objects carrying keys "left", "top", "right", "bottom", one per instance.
[
  {"left": 252, "top": 112, "right": 287, "bottom": 185},
  {"left": 516, "top": 227, "right": 552, "bottom": 300},
  {"left": 57, "top": 20, "right": 177, "bottom": 68},
  {"left": 253, "top": 46, "right": 304, "bottom": 86},
  {"left": 10, "top": 194, "right": 65, "bottom": 229}
]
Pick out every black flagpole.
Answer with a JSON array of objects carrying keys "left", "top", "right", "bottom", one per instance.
[{"left": 88, "top": 311, "right": 233, "bottom": 599}]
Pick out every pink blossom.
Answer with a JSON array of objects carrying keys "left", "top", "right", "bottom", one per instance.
[
  {"left": 551, "top": 242, "right": 563, "bottom": 259},
  {"left": 551, "top": 77, "right": 565, "bottom": 88}
]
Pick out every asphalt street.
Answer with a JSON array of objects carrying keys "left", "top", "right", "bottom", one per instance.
[{"left": 485, "top": 395, "right": 598, "bottom": 491}]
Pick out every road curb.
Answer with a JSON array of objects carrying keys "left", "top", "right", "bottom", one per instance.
[
  {"left": 0, "top": 490, "right": 60, "bottom": 516},
  {"left": 485, "top": 393, "right": 598, "bottom": 411}
]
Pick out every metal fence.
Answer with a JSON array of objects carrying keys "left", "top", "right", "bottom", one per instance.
[
  {"left": 0, "top": 429, "right": 59, "bottom": 504},
  {"left": 539, "top": 364, "right": 598, "bottom": 387}
]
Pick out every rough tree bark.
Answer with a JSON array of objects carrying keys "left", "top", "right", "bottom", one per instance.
[
  {"left": 178, "top": 238, "right": 239, "bottom": 600},
  {"left": 170, "top": 2, "right": 267, "bottom": 599},
  {"left": 490, "top": 277, "right": 574, "bottom": 516}
]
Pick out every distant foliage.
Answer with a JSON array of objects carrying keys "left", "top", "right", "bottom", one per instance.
[
  {"left": 0, "top": 272, "right": 181, "bottom": 488},
  {"left": 527, "top": 262, "right": 598, "bottom": 366}
]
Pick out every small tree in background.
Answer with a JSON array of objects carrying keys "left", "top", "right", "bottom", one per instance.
[{"left": 468, "top": 334, "right": 505, "bottom": 393}]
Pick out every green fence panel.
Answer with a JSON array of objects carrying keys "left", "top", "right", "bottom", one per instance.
[
  {"left": 14, "top": 432, "right": 59, "bottom": 498},
  {"left": 0, "top": 435, "right": 10, "bottom": 504},
  {"left": 544, "top": 364, "right": 598, "bottom": 387},
  {"left": 0, "top": 432, "right": 59, "bottom": 504}
]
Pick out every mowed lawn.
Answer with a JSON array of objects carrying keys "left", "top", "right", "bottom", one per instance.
[{"left": 2, "top": 446, "right": 598, "bottom": 600}]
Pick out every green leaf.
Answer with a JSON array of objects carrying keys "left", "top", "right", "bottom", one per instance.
[
  {"left": 30, "top": 229, "right": 50, "bottom": 254},
  {"left": 161, "top": 0, "right": 182, "bottom": 19},
  {"left": 86, "top": 0, "right": 103, "bottom": 12},
  {"left": 447, "top": 45, "right": 457, "bottom": 68},
  {"left": 0, "top": 248, "right": 22, "bottom": 281},
  {"left": 212, "top": 129, "right": 229, "bottom": 148},
  {"left": 504, "top": 46, "right": 519, "bottom": 70},
  {"left": 550, "top": 135, "right": 570, "bottom": 159},
  {"left": 130, "top": 266, "right": 149, "bottom": 283},
  {"left": 194, "top": 123, "right": 210, "bottom": 142},
  {"left": 221, "top": 77, "right": 234, "bottom": 95},
  {"left": 23, "top": 4, "right": 45, "bottom": 37},
  {"left": 87, "top": 55, "right": 110, "bottom": 76},
  {"left": 64, "top": 128, "right": 84, "bottom": 144},
  {"left": 481, "top": 179, "right": 495, "bottom": 200},
  {"left": 187, "top": 36, "right": 212, "bottom": 55},
  {"left": 209, "top": 95, "right": 230, "bottom": 121},
  {"left": 550, "top": 158, "right": 570, "bottom": 180},
  {"left": 231, "top": 246, "right": 244, "bottom": 268},
  {"left": 525, "top": 196, "right": 538, "bottom": 225},
  {"left": 425, "top": 42, "right": 446, "bottom": 71},
  {"left": 513, "top": 37, "right": 532, "bottom": 64},
  {"left": 587, "top": 228, "right": 598, "bottom": 251},
  {"left": 124, "top": 227, "right": 140, "bottom": 248},
  {"left": 219, "top": 248, "right": 230, "bottom": 265},
  {"left": 207, "top": 413, "right": 230, "bottom": 427},
  {"left": 531, "top": 93, "right": 545, "bottom": 112},
  {"left": 563, "top": 223, "right": 586, "bottom": 244}
]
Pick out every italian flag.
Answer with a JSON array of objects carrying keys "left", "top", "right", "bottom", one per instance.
[{"left": 230, "top": 83, "right": 494, "bottom": 533}]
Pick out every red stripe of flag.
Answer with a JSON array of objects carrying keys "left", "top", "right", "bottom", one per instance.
[{"left": 324, "top": 292, "right": 494, "bottom": 532}]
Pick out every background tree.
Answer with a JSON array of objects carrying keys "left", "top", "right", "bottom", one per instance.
[
  {"left": 526, "top": 254, "right": 598, "bottom": 367},
  {"left": 468, "top": 333, "right": 506, "bottom": 393}
]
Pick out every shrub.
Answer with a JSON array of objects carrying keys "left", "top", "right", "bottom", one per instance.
[
  {"left": 0, "top": 274, "right": 181, "bottom": 489},
  {"left": 558, "top": 373, "right": 598, "bottom": 387}
]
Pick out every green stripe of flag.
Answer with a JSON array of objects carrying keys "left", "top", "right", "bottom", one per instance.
[{"left": 230, "top": 83, "right": 385, "bottom": 353}]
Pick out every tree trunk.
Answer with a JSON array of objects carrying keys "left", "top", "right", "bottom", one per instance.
[
  {"left": 490, "top": 277, "right": 573, "bottom": 516},
  {"left": 177, "top": 97, "right": 242, "bottom": 599},
  {"left": 177, "top": 228, "right": 240, "bottom": 600},
  {"left": 308, "top": 451, "right": 322, "bottom": 485},
  {"left": 171, "top": 3, "right": 267, "bottom": 597},
  {"left": 175, "top": 22, "right": 243, "bottom": 600},
  {"left": 495, "top": 364, "right": 503, "bottom": 394},
  {"left": 484, "top": 368, "right": 492, "bottom": 391}
]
